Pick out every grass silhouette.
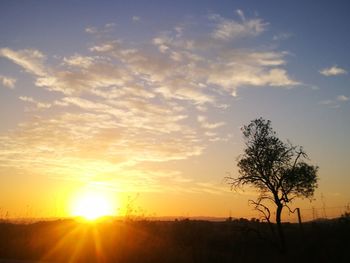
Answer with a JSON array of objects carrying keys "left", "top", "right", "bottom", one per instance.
[{"left": 0, "top": 217, "right": 349, "bottom": 263}]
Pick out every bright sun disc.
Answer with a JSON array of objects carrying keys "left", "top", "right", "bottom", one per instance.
[{"left": 71, "top": 191, "right": 116, "bottom": 220}]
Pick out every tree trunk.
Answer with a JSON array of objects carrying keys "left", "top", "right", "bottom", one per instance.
[{"left": 276, "top": 204, "right": 286, "bottom": 253}]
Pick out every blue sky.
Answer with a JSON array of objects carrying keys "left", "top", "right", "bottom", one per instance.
[{"left": 0, "top": 0, "right": 349, "bottom": 218}]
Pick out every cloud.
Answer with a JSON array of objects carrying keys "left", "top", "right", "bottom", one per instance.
[
  {"left": 0, "top": 13, "right": 301, "bottom": 194},
  {"left": 202, "top": 49, "right": 298, "bottom": 95},
  {"left": 105, "top": 23, "right": 116, "bottom": 28},
  {"left": 207, "top": 61, "right": 299, "bottom": 96},
  {"left": 319, "top": 95, "right": 349, "bottom": 108},
  {"left": 90, "top": 41, "right": 120, "bottom": 52},
  {"left": 132, "top": 16, "right": 140, "bottom": 22},
  {"left": 236, "top": 9, "right": 246, "bottom": 21},
  {"left": 18, "top": 96, "right": 35, "bottom": 103},
  {"left": 0, "top": 109, "right": 202, "bottom": 188},
  {"left": 337, "top": 95, "right": 349, "bottom": 102},
  {"left": 273, "top": 33, "right": 292, "bottom": 41},
  {"left": 36, "top": 60, "right": 133, "bottom": 95},
  {"left": 155, "top": 85, "right": 214, "bottom": 105},
  {"left": 319, "top": 100, "right": 332, "bottom": 105},
  {"left": 174, "top": 26, "right": 183, "bottom": 37},
  {"left": 197, "top": 115, "right": 225, "bottom": 129},
  {"left": 210, "top": 12, "right": 268, "bottom": 40},
  {"left": 63, "top": 54, "right": 94, "bottom": 68},
  {"left": 320, "top": 65, "right": 347, "bottom": 76},
  {"left": 0, "top": 48, "right": 46, "bottom": 76},
  {"left": 19, "top": 96, "right": 51, "bottom": 109},
  {"left": 85, "top": 23, "right": 116, "bottom": 36},
  {"left": 85, "top": 27, "right": 97, "bottom": 34},
  {"left": 0, "top": 75, "right": 16, "bottom": 89}
]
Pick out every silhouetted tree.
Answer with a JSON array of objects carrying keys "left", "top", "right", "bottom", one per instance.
[{"left": 227, "top": 118, "right": 318, "bottom": 252}]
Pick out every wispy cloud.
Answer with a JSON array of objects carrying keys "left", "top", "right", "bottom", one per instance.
[
  {"left": 273, "top": 32, "right": 292, "bottom": 41},
  {"left": 132, "top": 16, "right": 140, "bottom": 22},
  {"left": 320, "top": 65, "right": 347, "bottom": 76},
  {"left": 63, "top": 54, "right": 94, "bottom": 68},
  {"left": 319, "top": 100, "right": 333, "bottom": 105},
  {"left": 0, "top": 12, "right": 300, "bottom": 193},
  {"left": 319, "top": 95, "right": 349, "bottom": 108},
  {"left": 84, "top": 23, "right": 116, "bottom": 35},
  {"left": 0, "top": 75, "right": 16, "bottom": 89},
  {"left": 19, "top": 96, "right": 51, "bottom": 109},
  {"left": 210, "top": 11, "right": 268, "bottom": 40},
  {"left": 236, "top": 9, "right": 246, "bottom": 21},
  {"left": 206, "top": 60, "right": 298, "bottom": 96},
  {"left": 337, "top": 95, "right": 349, "bottom": 102},
  {"left": 0, "top": 48, "right": 46, "bottom": 76},
  {"left": 197, "top": 115, "right": 225, "bottom": 129},
  {"left": 85, "top": 26, "right": 97, "bottom": 34}
]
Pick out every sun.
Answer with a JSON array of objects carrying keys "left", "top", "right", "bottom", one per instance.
[{"left": 71, "top": 190, "right": 117, "bottom": 220}]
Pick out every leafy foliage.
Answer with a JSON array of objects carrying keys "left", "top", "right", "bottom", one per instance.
[
  {"left": 228, "top": 118, "right": 318, "bottom": 252},
  {"left": 232, "top": 118, "right": 318, "bottom": 206}
]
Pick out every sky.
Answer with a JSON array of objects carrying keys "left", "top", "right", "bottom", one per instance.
[{"left": 0, "top": 0, "right": 349, "bottom": 220}]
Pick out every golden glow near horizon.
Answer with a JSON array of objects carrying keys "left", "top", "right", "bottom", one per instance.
[{"left": 70, "top": 188, "right": 118, "bottom": 220}]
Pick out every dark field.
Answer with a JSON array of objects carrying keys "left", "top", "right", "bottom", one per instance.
[{"left": 0, "top": 218, "right": 349, "bottom": 263}]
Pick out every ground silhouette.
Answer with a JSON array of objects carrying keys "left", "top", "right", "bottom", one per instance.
[{"left": 0, "top": 217, "right": 349, "bottom": 263}]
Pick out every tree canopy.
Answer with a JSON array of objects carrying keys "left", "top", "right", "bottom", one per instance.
[
  {"left": 228, "top": 117, "right": 318, "bottom": 252},
  {"left": 233, "top": 118, "right": 318, "bottom": 205}
]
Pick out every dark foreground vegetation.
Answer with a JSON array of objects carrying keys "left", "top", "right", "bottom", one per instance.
[{"left": 0, "top": 217, "right": 349, "bottom": 263}]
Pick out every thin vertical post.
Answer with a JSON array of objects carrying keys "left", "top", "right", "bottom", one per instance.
[{"left": 296, "top": 208, "right": 304, "bottom": 236}]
